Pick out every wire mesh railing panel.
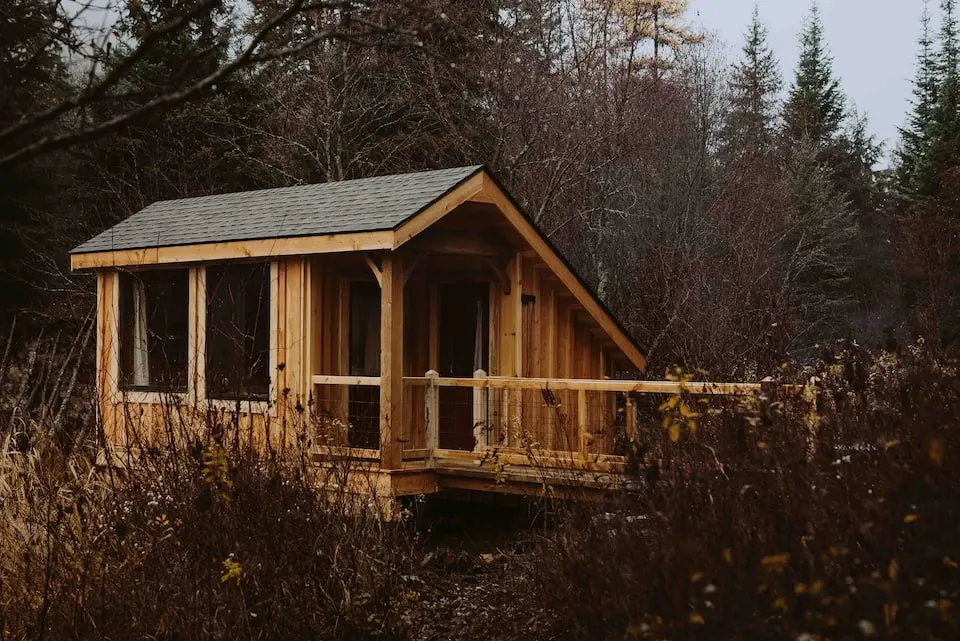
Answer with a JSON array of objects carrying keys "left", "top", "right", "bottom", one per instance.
[
  {"left": 415, "top": 382, "right": 623, "bottom": 456},
  {"left": 311, "top": 383, "right": 380, "bottom": 449}
]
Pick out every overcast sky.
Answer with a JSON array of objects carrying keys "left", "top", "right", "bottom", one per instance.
[{"left": 687, "top": 0, "right": 926, "bottom": 163}]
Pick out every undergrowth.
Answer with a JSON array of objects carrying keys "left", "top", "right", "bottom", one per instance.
[
  {"left": 534, "top": 340, "right": 960, "bottom": 640},
  {"left": 1, "top": 339, "right": 959, "bottom": 640},
  {"left": 0, "top": 413, "right": 415, "bottom": 640}
]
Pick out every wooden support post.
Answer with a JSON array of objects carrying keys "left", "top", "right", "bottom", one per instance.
[
  {"left": 760, "top": 376, "right": 778, "bottom": 401},
  {"left": 513, "top": 254, "right": 523, "bottom": 377},
  {"left": 544, "top": 287, "right": 557, "bottom": 451},
  {"left": 380, "top": 253, "right": 404, "bottom": 470},
  {"left": 472, "top": 369, "right": 487, "bottom": 451},
  {"left": 424, "top": 369, "right": 439, "bottom": 452},
  {"left": 625, "top": 394, "right": 638, "bottom": 441},
  {"left": 578, "top": 388, "right": 587, "bottom": 456}
]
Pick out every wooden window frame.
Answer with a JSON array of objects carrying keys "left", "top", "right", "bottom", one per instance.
[
  {"left": 197, "top": 261, "right": 279, "bottom": 415},
  {"left": 110, "top": 266, "right": 197, "bottom": 406},
  {"left": 108, "top": 262, "right": 279, "bottom": 413}
]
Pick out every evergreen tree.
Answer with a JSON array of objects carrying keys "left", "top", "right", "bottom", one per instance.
[
  {"left": 780, "top": 140, "right": 858, "bottom": 344},
  {"left": 0, "top": 0, "right": 74, "bottom": 310},
  {"left": 925, "top": 0, "right": 960, "bottom": 192},
  {"left": 720, "top": 5, "right": 781, "bottom": 159},
  {"left": 782, "top": 3, "right": 845, "bottom": 146},
  {"left": 897, "top": 1, "right": 939, "bottom": 198},
  {"left": 74, "top": 0, "right": 254, "bottom": 228}
]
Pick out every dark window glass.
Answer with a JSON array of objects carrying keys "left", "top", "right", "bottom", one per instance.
[
  {"left": 119, "top": 269, "right": 190, "bottom": 392},
  {"left": 348, "top": 281, "right": 381, "bottom": 448},
  {"left": 206, "top": 263, "right": 271, "bottom": 400},
  {"left": 349, "top": 281, "right": 381, "bottom": 376}
]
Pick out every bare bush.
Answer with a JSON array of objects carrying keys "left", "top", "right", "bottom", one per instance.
[
  {"left": 531, "top": 341, "right": 960, "bottom": 639},
  {"left": 0, "top": 399, "right": 416, "bottom": 640}
]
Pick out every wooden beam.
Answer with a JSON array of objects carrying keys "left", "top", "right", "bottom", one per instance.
[
  {"left": 476, "top": 174, "right": 646, "bottom": 372},
  {"left": 625, "top": 395, "right": 638, "bottom": 441},
  {"left": 398, "top": 375, "right": 803, "bottom": 396},
  {"left": 577, "top": 389, "right": 588, "bottom": 455},
  {"left": 276, "top": 260, "right": 287, "bottom": 416},
  {"left": 312, "top": 375, "right": 381, "bottom": 387},
  {"left": 71, "top": 231, "right": 395, "bottom": 270},
  {"left": 472, "top": 369, "right": 488, "bottom": 450},
  {"left": 380, "top": 253, "right": 405, "bottom": 470},
  {"left": 407, "top": 229, "right": 512, "bottom": 258},
  {"left": 513, "top": 254, "right": 523, "bottom": 377},
  {"left": 393, "top": 173, "right": 485, "bottom": 248},
  {"left": 482, "top": 257, "right": 511, "bottom": 294},
  {"left": 424, "top": 370, "right": 439, "bottom": 451},
  {"left": 403, "top": 251, "right": 427, "bottom": 286},
  {"left": 363, "top": 253, "right": 383, "bottom": 287}
]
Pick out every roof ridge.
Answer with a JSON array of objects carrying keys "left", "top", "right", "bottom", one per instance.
[
  {"left": 142, "top": 164, "right": 485, "bottom": 208},
  {"left": 71, "top": 164, "right": 485, "bottom": 255}
]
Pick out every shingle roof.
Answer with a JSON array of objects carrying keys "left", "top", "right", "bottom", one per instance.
[{"left": 72, "top": 165, "right": 484, "bottom": 254}]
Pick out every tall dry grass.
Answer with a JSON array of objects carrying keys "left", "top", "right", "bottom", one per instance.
[
  {"left": 532, "top": 340, "right": 960, "bottom": 639},
  {"left": 3, "top": 330, "right": 960, "bottom": 640},
  {"left": 0, "top": 326, "right": 417, "bottom": 640}
]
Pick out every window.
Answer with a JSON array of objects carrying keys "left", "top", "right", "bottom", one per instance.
[
  {"left": 206, "top": 263, "right": 271, "bottom": 400},
  {"left": 119, "top": 269, "right": 190, "bottom": 392}
]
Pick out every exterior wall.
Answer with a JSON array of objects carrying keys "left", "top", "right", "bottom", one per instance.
[
  {"left": 97, "top": 258, "right": 309, "bottom": 450},
  {"left": 96, "top": 248, "right": 627, "bottom": 454},
  {"left": 501, "top": 253, "right": 615, "bottom": 453}
]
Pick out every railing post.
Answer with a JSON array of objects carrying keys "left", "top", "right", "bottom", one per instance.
[
  {"left": 425, "top": 369, "right": 439, "bottom": 453},
  {"left": 577, "top": 388, "right": 587, "bottom": 456},
  {"left": 625, "top": 393, "right": 637, "bottom": 441},
  {"left": 472, "top": 369, "right": 488, "bottom": 452},
  {"left": 760, "top": 375, "right": 777, "bottom": 401}
]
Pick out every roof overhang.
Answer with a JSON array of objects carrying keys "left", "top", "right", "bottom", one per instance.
[
  {"left": 70, "top": 167, "right": 646, "bottom": 370},
  {"left": 69, "top": 172, "right": 487, "bottom": 271}
]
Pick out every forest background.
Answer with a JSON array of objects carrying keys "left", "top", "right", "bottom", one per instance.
[{"left": 2, "top": 0, "right": 958, "bottom": 377}]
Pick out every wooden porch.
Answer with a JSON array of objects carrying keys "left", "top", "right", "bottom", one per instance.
[{"left": 308, "top": 373, "right": 802, "bottom": 499}]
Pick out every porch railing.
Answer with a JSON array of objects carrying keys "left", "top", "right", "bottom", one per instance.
[{"left": 312, "top": 372, "right": 805, "bottom": 462}]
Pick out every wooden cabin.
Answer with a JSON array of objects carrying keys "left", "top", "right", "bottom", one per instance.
[{"left": 71, "top": 165, "right": 652, "bottom": 499}]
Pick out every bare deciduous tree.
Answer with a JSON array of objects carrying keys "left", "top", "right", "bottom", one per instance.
[{"left": 0, "top": 0, "right": 438, "bottom": 168}]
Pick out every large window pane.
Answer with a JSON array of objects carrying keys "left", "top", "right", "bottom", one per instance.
[
  {"left": 119, "top": 269, "right": 189, "bottom": 392},
  {"left": 206, "top": 263, "right": 271, "bottom": 400}
]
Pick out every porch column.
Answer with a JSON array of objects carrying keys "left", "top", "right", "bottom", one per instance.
[{"left": 380, "top": 252, "right": 404, "bottom": 469}]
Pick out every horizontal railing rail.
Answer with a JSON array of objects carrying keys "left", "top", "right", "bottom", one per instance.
[
  {"left": 310, "top": 371, "right": 812, "bottom": 467},
  {"left": 405, "top": 370, "right": 808, "bottom": 458},
  {"left": 403, "top": 374, "right": 803, "bottom": 396},
  {"left": 312, "top": 374, "right": 381, "bottom": 387}
]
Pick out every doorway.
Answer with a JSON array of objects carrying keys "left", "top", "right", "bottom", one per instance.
[{"left": 437, "top": 282, "right": 490, "bottom": 450}]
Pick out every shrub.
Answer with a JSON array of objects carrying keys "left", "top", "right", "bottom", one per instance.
[
  {"left": 0, "top": 408, "right": 415, "bottom": 640},
  {"left": 532, "top": 341, "right": 960, "bottom": 640}
]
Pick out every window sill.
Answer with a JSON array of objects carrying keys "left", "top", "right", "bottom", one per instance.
[
  {"left": 203, "top": 398, "right": 275, "bottom": 416},
  {"left": 113, "top": 390, "right": 190, "bottom": 405}
]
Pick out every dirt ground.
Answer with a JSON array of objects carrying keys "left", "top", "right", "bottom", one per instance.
[{"left": 402, "top": 494, "right": 561, "bottom": 641}]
